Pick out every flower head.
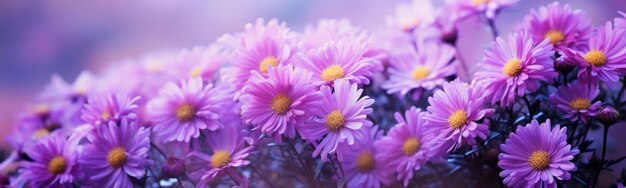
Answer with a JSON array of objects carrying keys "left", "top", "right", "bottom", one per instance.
[
  {"left": 41, "top": 71, "right": 96, "bottom": 102},
  {"left": 524, "top": 2, "right": 592, "bottom": 51},
  {"left": 474, "top": 31, "right": 556, "bottom": 107},
  {"left": 615, "top": 11, "right": 626, "bottom": 30},
  {"left": 550, "top": 82, "right": 601, "bottom": 122},
  {"left": 16, "top": 132, "right": 78, "bottom": 187},
  {"left": 298, "top": 79, "right": 374, "bottom": 161},
  {"left": 446, "top": 0, "right": 519, "bottom": 19},
  {"left": 338, "top": 127, "right": 392, "bottom": 188},
  {"left": 147, "top": 77, "right": 223, "bottom": 143},
  {"left": 79, "top": 119, "right": 150, "bottom": 187},
  {"left": 498, "top": 119, "right": 579, "bottom": 188},
  {"left": 387, "top": 0, "right": 436, "bottom": 32},
  {"left": 240, "top": 65, "right": 322, "bottom": 142},
  {"left": 81, "top": 92, "right": 140, "bottom": 126},
  {"left": 374, "top": 107, "right": 437, "bottom": 186}
]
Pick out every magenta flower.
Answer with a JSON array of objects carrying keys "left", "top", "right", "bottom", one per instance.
[
  {"left": 240, "top": 65, "right": 322, "bottom": 142},
  {"left": 338, "top": 127, "right": 392, "bottom": 188},
  {"left": 446, "top": 0, "right": 519, "bottom": 19},
  {"left": 168, "top": 45, "right": 228, "bottom": 81},
  {"left": 187, "top": 124, "right": 254, "bottom": 187},
  {"left": 81, "top": 92, "right": 140, "bottom": 126},
  {"left": 302, "top": 19, "right": 363, "bottom": 50},
  {"left": 374, "top": 107, "right": 437, "bottom": 186},
  {"left": 499, "top": 119, "right": 579, "bottom": 188},
  {"left": 232, "top": 18, "right": 298, "bottom": 91},
  {"left": 616, "top": 11, "right": 626, "bottom": 30},
  {"left": 15, "top": 132, "right": 78, "bottom": 187},
  {"left": 383, "top": 42, "right": 457, "bottom": 97},
  {"left": 297, "top": 38, "right": 375, "bottom": 86},
  {"left": 387, "top": 0, "right": 436, "bottom": 32},
  {"left": 147, "top": 77, "right": 223, "bottom": 143},
  {"left": 79, "top": 119, "right": 150, "bottom": 187},
  {"left": 474, "top": 31, "right": 556, "bottom": 107},
  {"left": 524, "top": 2, "right": 592, "bottom": 51},
  {"left": 550, "top": 82, "right": 601, "bottom": 122},
  {"left": 424, "top": 80, "right": 492, "bottom": 152},
  {"left": 564, "top": 22, "right": 626, "bottom": 83},
  {"left": 298, "top": 79, "right": 374, "bottom": 161}
]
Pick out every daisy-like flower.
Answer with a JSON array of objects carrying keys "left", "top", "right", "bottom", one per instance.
[
  {"left": 187, "top": 124, "right": 254, "bottom": 187},
  {"left": 168, "top": 45, "right": 229, "bottom": 81},
  {"left": 374, "top": 107, "right": 437, "bottom": 186},
  {"left": 15, "top": 132, "right": 78, "bottom": 187},
  {"left": 616, "top": 12, "right": 626, "bottom": 30},
  {"left": 79, "top": 119, "right": 150, "bottom": 188},
  {"left": 474, "top": 31, "right": 556, "bottom": 107},
  {"left": 424, "top": 80, "right": 492, "bottom": 152},
  {"left": 387, "top": 0, "right": 436, "bottom": 32},
  {"left": 232, "top": 18, "right": 298, "bottom": 91},
  {"left": 524, "top": 2, "right": 592, "bottom": 51},
  {"left": 147, "top": 77, "right": 223, "bottom": 143},
  {"left": 297, "top": 38, "right": 375, "bottom": 86},
  {"left": 550, "top": 82, "right": 601, "bottom": 122},
  {"left": 81, "top": 92, "right": 140, "bottom": 126},
  {"left": 382, "top": 42, "right": 457, "bottom": 97},
  {"left": 446, "top": 0, "right": 519, "bottom": 19},
  {"left": 298, "top": 79, "right": 374, "bottom": 161},
  {"left": 337, "top": 127, "right": 392, "bottom": 188},
  {"left": 498, "top": 119, "right": 579, "bottom": 188},
  {"left": 302, "top": 19, "right": 363, "bottom": 50},
  {"left": 240, "top": 65, "right": 322, "bottom": 142},
  {"left": 42, "top": 71, "right": 96, "bottom": 101},
  {"left": 564, "top": 22, "right": 626, "bottom": 83}
]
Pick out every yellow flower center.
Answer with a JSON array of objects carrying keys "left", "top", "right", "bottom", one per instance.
[
  {"left": 211, "top": 150, "right": 232, "bottom": 168},
  {"left": 176, "top": 104, "right": 196, "bottom": 122},
  {"left": 33, "top": 128, "right": 50, "bottom": 139},
  {"left": 259, "top": 56, "right": 279, "bottom": 73},
  {"left": 107, "top": 147, "right": 128, "bottom": 168},
  {"left": 101, "top": 110, "right": 111, "bottom": 120},
  {"left": 325, "top": 110, "right": 345, "bottom": 132},
  {"left": 33, "top": 104, "right": 50, "bottom": 114},
  {"left": 584, "top": 50, "right": 607, "bottom": 67},
  {"left": 401, "top": 18, "right": 420, "bottom": 30},
  {"left": 48, "top": 156, "right": 67, "bottom": 175},
  {"left": 544, "top": 30, "right": 565, "bottom": 44},
  {"left": 412, "top": 66, "right": 431, "bottom": 80},
  {"left": 271, "top": 93, "right": 292, "bottom": 115},
  {"left": 402, "top": 138, "right": 421, "bottom": 156},
  {"left": 355, "top": 151, "right": 375, "bottom": 172},
  {"left": 528, "top": 151, "right": 551, "bottom": 170},
  {"left": 472, "top": 0, "right": 491, "bottom": 5},
  {"left": 448, "top": 110, "right": 468, "bottom": 130},
  {"left": 321, "top": 64, "right": 346, "bottom": 82},
  {"left": 569, "top": 98, "right": 591, "bottom": 110},
  {"left": 502, "top": 58, "right": 522, "bottom": 77},
  {"left": 190, "top": 67, "right": 202, "bottom": 77}
]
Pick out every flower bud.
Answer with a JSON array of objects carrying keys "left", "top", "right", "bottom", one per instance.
[
  {"left": 161, "top": 156, "right": 185, "bottom": 178},
  {"left": 598, "top": 106, "right": 619, "bottom": 126}
]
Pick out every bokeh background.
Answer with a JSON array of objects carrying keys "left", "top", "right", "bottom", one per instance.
[{"left": 1, "top": 0, "right": 625, "bottom": 185}]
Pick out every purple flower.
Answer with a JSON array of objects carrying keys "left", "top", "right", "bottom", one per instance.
[
  {"left": 168, "top": 45, "right": 229, "bottom": 81},
  {"left": 187, "top": 124, "right": 254, "bottom": 187},
  {"left": 374, "top": 107, "right": 437, "bottom": 186},
  {"left": 42, "top": 71, "right": 96, "bottom": 101},
  {"left": 16, "top": 132, "right": 78, "bottom": 187},
  {"left": 232, "top": 18, "right": 298, "bottom": 91},
  {"left": 474, "top": 31, "right": 556, "bottom": 107},
  {"left": 79, "top": 119, "right": 151, "bottom": 187},
  {"left": 616, "top": 11, "right": 626, "bottom": 30},
  {"left": 564, "top": 22, "right": 626, "bottom": 83},
  {"left": 338, "top": 127, "right": 392, "bottom": 188},
  {"left": 524, "top": 2, "right": 592, "bottom": 52},
  {"left": 240, "top": 65, "right": 322, "bottom": 142},
  {"left": 387, "top": 0, "right": 436, "bottom": 32},
  {"left": 498, "top": 119, "right": 579, "bottom": 188},
  {"left": 81, "top": 92, "right": 140, "bottom": 126},
  {"left": 147, "top": 77, "right": 223, "bottom": 143},
  {"left": 383, "top": 42, "right": 457, "bottom": 97},
  {"left": 298, "top": 79, "right": 374, "bottom": 161},
  {"left": 446, "top": 0, "right": 519, "bottom": 19},
  {"left": 297, "top": 38, "right": 375, "bottom": 86},
  {"left": 550, "top": 82, "right": 601, "bottom": 122},
  {"left": 424, "top": 80, "right": 492, "bottom": 152}
]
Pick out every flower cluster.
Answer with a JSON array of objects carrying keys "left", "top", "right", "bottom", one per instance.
[{"left": 3, "top": 1, "right": 626, "bottom": 187}]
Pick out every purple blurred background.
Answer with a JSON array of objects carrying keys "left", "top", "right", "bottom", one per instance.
[{"left": 0, "top": 0, "right": 625, "bottom": 183}]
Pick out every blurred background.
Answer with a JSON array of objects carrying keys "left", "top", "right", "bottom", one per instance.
[{"left": 0, "top": 0, "right": 625, "bottom": 184}]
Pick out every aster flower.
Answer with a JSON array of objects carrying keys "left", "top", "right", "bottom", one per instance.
[
  {"left": 446, "top": 0, "right": 519, "bottom": 19},
  {"left": 240, "top": 65, "right": 322, "bottom": 142},
  {"left": 616, "top": 12, "right": 626, "bottom": 30},
  {"left": 424, "top": 80, "right": 492, "bottom": 152},
  {"left": 81, "top": 92, "right": 140, "bottom": 126},
  {"left": 296, "top": 38, "right": 375, "bottom": 86},
  {"left": 187, "top": 124, "right": 254, "bottom": 187},
  {"left": 42, "top": 71, "right": 96, "bottom": 101},
  {"left": 387, "top": 0, "right": 436, "bottom": 32},
  {"left": 167, "top": 45, "right": 229, "bottom": 81},
  {"left": 298, "top": 79, "right": 374, "bottom": 161},
  {"left": 498, "top": 119, "right": 579, "bottom": 188},
  {"left": 550, "top": 82, "right": 601, "bottom": 122},
  {"left": 337, "top": 127, "right": 392, "bottom": 188},
  {"left": 374, "top": 107, "right": 437, "bottom": 186},
  {"left": 232, "top": 18, "right": 298, "bottom": 91},
  {"left": 147, "top": 77, "right": 223, "bottom": 143},
  {"left": 524, "top": 2, "right": 592, "bottom": 51},
  {"left": 474, "top": 31, "right": 556, "bottom": 107},
  {"left": 15, "top": 132, "right": 78, "bottom": 187},
  {"left": 382, "top": 42, "right": 457, "bottom": 97},
  {"left": 564, "top": 22, "right": 626, "bottom": 83},
  {"left": 79, "top": 119, "right": 150, "bottom": 187}
]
